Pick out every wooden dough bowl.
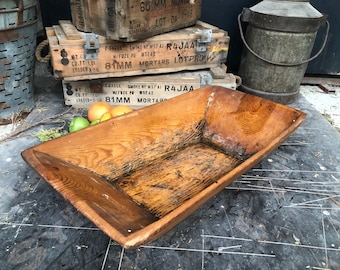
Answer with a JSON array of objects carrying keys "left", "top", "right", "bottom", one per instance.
[{"left": 22, "top": 86, "right": 306, "bottom": 248}]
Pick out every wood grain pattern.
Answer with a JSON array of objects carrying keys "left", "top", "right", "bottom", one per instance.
[
  {"left": 29, "top": 88, "right": 211, "bottom": 182},
  {"left": 69, "top": 0, "right": 202, "bottom": 41},
  {"left": 62, "top": 69, "right": 238, "bottom": 109},
  {"left": 59, "top": 20, "right": 81, "bottom": 40},
  {"left": 22, "top": 86, "right": 306, "bottom": 248},
  {"left": 46, "top": 20, "right": 229, "bottom": 80},
  {"left": 203, "top": 89, "right": 303, "bottom": 159},
  {"left": 29, "top": 151, "right": 158, "bottom": 238},
  {"left": 116, "top": 143, "right": 241, "bottom": 217}
]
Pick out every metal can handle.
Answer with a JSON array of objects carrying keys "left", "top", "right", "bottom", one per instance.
[{"left": 237, "top": 12, "right": 330, "bottom": 67}]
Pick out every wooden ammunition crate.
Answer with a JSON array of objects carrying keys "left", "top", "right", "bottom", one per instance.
[
  {"left": 69, "top": 0, "right": 202, "bottom": 41},
  {"left": 62, "top": 68, "right": 241, "bottom": 109},
  {"left": 46, "top": 20, "right": 230, "bottom": 81}
]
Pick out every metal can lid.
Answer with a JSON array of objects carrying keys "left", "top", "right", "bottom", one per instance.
[{"left": 249, "top": 0, "right": 323, "bottom": 19}]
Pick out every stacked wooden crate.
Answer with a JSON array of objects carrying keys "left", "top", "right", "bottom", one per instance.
[{"left": 47, "top": 0, "right": 238, "bottom": 109}]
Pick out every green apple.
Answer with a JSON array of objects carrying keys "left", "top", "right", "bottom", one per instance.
[{"left": 69, "top": 116, "right": 90, "bottom": 132}]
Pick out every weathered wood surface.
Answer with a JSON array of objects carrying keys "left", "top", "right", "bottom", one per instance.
[
  {"left": 22, "top": 86, "right": 306, "bottom": 248},
  {"left": 32, "top": 151, "right": 158, "bottom": 240},
  {"left": 302, "top": 76, "right": 340, "bottom": 86},
  {"left": 46, "top": 20, "right": 229, "bottom": 80},
  {"left": 62, "top": 68, "right": 240, "bottom": 109},
  {"left": 117, "top": 143, "right": 241, "bottom": 218},
  {"left": 203, "top": 89, "right": 305, "bottom": 158},
  {"left": 69, "top": 0, "right": 202, "bottom": 41}
]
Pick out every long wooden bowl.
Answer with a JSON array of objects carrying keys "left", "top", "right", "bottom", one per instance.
[{"left": 22, "top": 86, "right": 306, "bottom": 248}]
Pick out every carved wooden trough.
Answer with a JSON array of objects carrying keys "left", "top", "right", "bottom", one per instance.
[{"left": 22, "top": 86, "right": 306, "bottom": 248}]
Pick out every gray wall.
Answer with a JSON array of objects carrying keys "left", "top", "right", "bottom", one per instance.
[
  {"left": 308, "top": 0, "right": 340, "bottom": 75},
  {"left": 200, "top": 0, "right": 258, "bottom": 72}
]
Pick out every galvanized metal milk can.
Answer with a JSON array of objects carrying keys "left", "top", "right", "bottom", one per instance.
[{"left": 238, "top": 0, "right": 329, "bottom": 104}]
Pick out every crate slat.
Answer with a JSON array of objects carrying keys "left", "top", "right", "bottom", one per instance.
[
  {"left": 47, "top": 20, "right": 230, "bottom": 81},
  {"left": 59, "top": 20, "right": 81, "bottom": 40},
  {"left": 62, "top": 68, "right": 240, "bottom": 109}
]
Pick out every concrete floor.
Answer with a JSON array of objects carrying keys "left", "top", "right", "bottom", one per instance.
[{"left": 0, "top": 62, "right": 340, "bottom": 269}]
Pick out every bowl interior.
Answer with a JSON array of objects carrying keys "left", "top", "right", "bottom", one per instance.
[{"left": 22, "top": 86, "right": 306, "bottom": 247}]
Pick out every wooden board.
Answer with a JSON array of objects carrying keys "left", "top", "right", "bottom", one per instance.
[
  {"left": 69, "top": 0, "right": 202, "bottom": 41},
  {"left": 22, "top": 86, "right": 306, "bottom": 248},
  {"left": 62, "top": 68, "right": 241, "bottom": 109},
  {"left": 46, "top": 20, "right": 230, "bottom": 81},
  {"left": 302, "top": 76, "right": 340, "bottom": 86}
]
